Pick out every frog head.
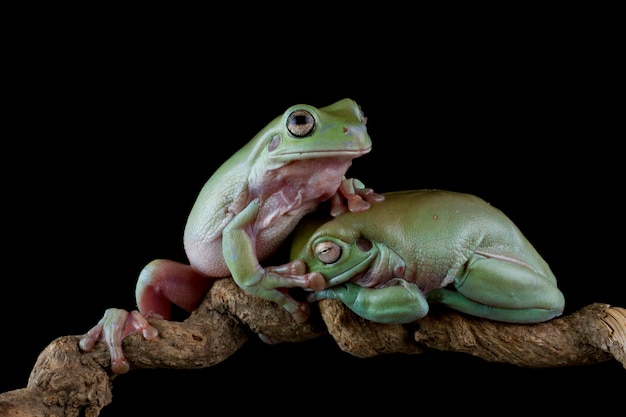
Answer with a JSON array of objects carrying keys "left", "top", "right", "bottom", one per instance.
[
  {"left": 242, "top": 98, "right": 372, "bottom": 171},
  {"left": 289, "top": 213, "right": 377, "bottom": 287}
]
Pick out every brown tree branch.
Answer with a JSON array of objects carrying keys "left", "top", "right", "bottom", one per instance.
[
  {"left": 319, "top": 298, "right": 626, "bottom": 367},
  {"left": 1, "top": 278, "right": 624, "bottom": 416}
]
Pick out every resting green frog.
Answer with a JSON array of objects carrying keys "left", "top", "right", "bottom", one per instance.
[
  {"left": 79, "top": 98, "right": 383, "bottom": 373},
  {"left": 290, "top": 189, "right": 565, "bottom": 324}
]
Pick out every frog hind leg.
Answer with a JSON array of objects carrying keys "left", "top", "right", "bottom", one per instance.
[
  {"left": 79, "top": 259, "right": 211, "bottom": 375},
  {"left": 136, "top": 258, "right": 214, "bottom": 319},
  {"left": 426, "top": 254, "right": 565, "bottom": 323}
]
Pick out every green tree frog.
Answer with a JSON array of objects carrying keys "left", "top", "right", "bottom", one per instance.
[
  {"left": 289, "top": 189, "right": 565, "bottom": 324},
  {"left": 79, "top": 98, "right": 384, "bottom": 373}
]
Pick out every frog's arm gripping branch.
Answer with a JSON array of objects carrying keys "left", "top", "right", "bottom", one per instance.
[{"left": 1, "top": 278, "right": 624, "bottom": 417}]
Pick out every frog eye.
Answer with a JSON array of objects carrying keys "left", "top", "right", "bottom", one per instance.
[
  {"left": 314, "top": 241, "right": 341, "bottom": 264},
  {"left": 287, "top": 109, "right": 315, "bottom": 137}
]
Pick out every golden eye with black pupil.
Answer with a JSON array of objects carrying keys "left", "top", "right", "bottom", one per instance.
[
  {"left": 287, "top": 110, "right": 315, "bottom": 137},
  {"left": 314, "top": 241, "right": 341, "bottom": 264}
]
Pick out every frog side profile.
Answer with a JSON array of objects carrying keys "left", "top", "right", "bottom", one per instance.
[
  {"left": 79, "top": 98, "right": 384, "bottom": 373},
  {"left": 289, "top": 189, "right": 565, "bottom": 324}
]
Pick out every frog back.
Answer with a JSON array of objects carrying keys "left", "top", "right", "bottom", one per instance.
[{"left": 319, "top": 189, "right": 554, "bottom": 283}]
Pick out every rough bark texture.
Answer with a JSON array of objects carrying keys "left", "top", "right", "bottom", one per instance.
[{"left": 1, "top": 278, "right": 624, "bottom": 416}]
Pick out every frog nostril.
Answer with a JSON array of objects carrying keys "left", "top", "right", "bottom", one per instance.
[{"left": 356, "top": 238, "right": 372, "bottom": 252}]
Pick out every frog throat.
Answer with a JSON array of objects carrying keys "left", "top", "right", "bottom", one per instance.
[{"left": 352, "top": 243, "right": 407, "bottom": 288}]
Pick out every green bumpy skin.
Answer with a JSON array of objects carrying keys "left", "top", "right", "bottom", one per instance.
[{"left": 290, "top": 189, "right": 565, "bottom": 324}]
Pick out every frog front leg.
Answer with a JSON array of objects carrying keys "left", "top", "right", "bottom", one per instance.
[
  {"left": 223, "top": 198, "right": 325, "bottom": 323},
  {"left": 306, "top": 279, "right": 429, "bottom": 324},
  {"left": 426, "top": 253, "right": 565, "bottom": 323}
]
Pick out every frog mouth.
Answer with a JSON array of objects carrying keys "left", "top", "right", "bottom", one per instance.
[
  {"left": 276, "top": 147, "right": 372, "bottom": 159},
  {"left": 325, "top": 252, "right": 374, "bottom": 287}
]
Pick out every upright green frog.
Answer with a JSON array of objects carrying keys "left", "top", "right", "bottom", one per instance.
[
  {"left": 290, "top": 189, "right": 565, "bottom": 324},
  {"left": 80, "top": 98, "right": 383, "bottom": 373}
]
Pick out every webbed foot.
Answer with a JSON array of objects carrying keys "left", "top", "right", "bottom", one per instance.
[
  {"left": 331, "top": 178, "right": 385, "bottom": 216},
  {"left": 79, "top": 308, "right": 159, "bottom": 374}
]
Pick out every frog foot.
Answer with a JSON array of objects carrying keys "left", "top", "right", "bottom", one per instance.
[
  {"left": 79, "top": 308, "right": 159, "bottom": 374},
  {"left": 280, "top": 296, "right": 312, "bottom": 323},
  {"left": 250, "top": 260, "right": 324, "bottom": 323},
  {"left": 331, "top": 178, "right": 385, "bottom": 216},
  {"left": 264, "top": 259, "right": 325, "bottom": 291}
]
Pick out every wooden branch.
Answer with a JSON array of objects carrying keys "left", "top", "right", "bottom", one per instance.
[
  {"left": 319, "top": 299, "right": 626, "bottom": 367},
  {"left": 1, "top": 278, "right": 624, "bottom": 416}
]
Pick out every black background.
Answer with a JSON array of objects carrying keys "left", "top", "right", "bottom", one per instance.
[{"left": 3, "top": 13, "right": 624, "bottom": 416}]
